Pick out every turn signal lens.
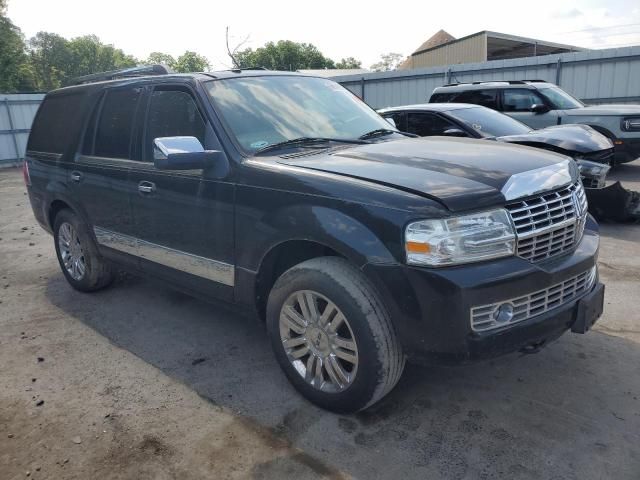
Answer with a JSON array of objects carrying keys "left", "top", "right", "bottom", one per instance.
[{"left": 406, "top": 241, "right": 430, "bottom": 254}]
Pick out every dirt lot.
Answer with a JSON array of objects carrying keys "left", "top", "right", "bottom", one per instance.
[{"left": 1, "top": 164, "right": 639, "bottom": 480}]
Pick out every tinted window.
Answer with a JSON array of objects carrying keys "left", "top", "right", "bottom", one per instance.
[
  {"left": 502, "top": 89, "right": 545, "bottom": 112},
  {"left": 146, "top": 89, "right": 206, "bottom": 159},
  {"left": 429, "top": 92, "right": 453, "bottom": 103},
  {"left": 451, "top": 89, "right": 499, "bottom": 109},
  {"left": 28, "top": 93, "right": 86, "bottom": 154},
  {"left": 94, "top": 88, "right": 141, "bottom": 158},
  {"left": 447, "top": 106, "right": 531, "bottom": 137},
  {"left": 407, "top": 113, "right": 458, "bottom": 137},
  {"left": 383, "top": 112, "right": 406, "bottom": 131}
]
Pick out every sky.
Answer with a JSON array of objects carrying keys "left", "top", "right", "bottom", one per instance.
[{"left": 7, "top": 0, "right": 640, "bottom": 69}]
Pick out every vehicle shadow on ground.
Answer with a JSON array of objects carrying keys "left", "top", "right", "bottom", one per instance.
[
  {"left": 611, "top": 160, "right": 640, "bottom": 184},
  {"left": 45, "top": 274, "right": 640, "bottom": 480}
]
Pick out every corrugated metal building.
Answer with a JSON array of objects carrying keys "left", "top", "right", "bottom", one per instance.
[
  {"left": 0, "top": 93, "right": 45, "bottom": 167},
  {"left": 400, "top": 30, "right": 585, "bottom": 69},
  {"left": 335, "top": 46, "right": 640, "bottom": 109}
]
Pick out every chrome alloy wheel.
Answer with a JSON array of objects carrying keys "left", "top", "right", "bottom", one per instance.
[
  {"left": 58, "top": 222, "right": 86, "bottom": 281},
  {"left": 279, "top": 290, "right": 359, "bottom": 393}
]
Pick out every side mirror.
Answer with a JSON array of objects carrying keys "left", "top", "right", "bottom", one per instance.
[
  {"left": 531, "top": 104, "right": 550, "bottom": 114},
  {"left": 153, "top": 136, "right": 220, "bottom": 170},
  {"left": 443, "top": 128, "right": 468, "bottom": 137},
  {"left": 385, "top": 117, "right": 396, "bottom": 128}
]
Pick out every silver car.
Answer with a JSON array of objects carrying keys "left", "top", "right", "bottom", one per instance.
[{"left": 430, "top": 80, "right": 640, "bottom": 164}]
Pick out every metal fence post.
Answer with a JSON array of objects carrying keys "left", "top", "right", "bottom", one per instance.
[
  {"left": 4, "top": 99, "right": 22, "bottom": 164},
  {"left": 360, "top": 77, "right": 366, "bottom": 102},
  {"left": 555, "top": 58, "right": 562, "bottom": 85}
]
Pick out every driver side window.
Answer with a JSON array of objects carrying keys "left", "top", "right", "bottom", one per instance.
[
  {"left": 146, "top": 89, "right": 206, "bottom": 161},
  {"left": 502, "top": 89, "right": 545, "bottom": 112}
]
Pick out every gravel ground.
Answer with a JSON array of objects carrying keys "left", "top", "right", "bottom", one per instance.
[{"left": 1, "top": 163, "right": 639, "bottom": 480}]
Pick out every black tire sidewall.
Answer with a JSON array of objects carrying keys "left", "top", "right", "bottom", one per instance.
[{"left": 267, "top": 261, "right": 386, "bottom": 413}]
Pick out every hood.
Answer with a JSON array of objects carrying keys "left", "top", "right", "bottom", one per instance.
[
  {"left": 277, "top": 137, "right": 575, "bottom": 212},
  {"left": 565, "top": 104, "right": 640, "bottom": 116},
  {"left": 496, "top": 124, "right": 613, "bottom": 154}
]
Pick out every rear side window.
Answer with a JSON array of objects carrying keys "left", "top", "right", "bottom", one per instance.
[
  {"left": 28, "top": 93, "right": 86, "bottom": 154},
  {"left": 146, "top": 89, "right": 206, "bottom": 160},
  {"left": 407, "top": 113, "right": 458, "bottom": 136},
  {"left": 93, "top": 88, "right": 142, "bottom": 158},
  {"left": 430, "top": 92, "right": 453, "bottom": 103},
  {"left": 450, "top": 89, "right": 498, "bottom": 110}
]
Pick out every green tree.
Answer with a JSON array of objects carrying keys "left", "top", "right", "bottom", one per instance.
[
  {"left": 66, "top": 35, "right": 136, "bottom": 79},
  {"left": 236, "top": 40, "right": 336, "bottom": 70},
  {"left": 335, "top": 57, "right": 362, "bottom": 69},
  {"left": 144, "top": 52, "right": 176, "bottom": 69},
  {"left": 174, "top": 51, "right": 210, "bottom": 73},
  {"left": 370, "top": 52, "right": 404, "bottom": 72},
  {"left": 29, "top": 32, "right": 70, "bottom": 90},
  {"left": 0, "top": 4, "right": 35, "bottom": 92}
]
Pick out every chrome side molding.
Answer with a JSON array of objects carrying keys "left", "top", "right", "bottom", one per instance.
[
  {"left": 93, "top": 226, "right": 235, "bottom": 286},
  {"left": 502, "top": 160, "right": 577, "bottom": 201}
]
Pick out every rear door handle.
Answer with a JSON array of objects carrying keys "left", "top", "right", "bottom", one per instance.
[
  {"left": 70, "top": 171, "right": 82, "bottom": 182},
  {"left": 138, "top": 181, "right": 156, "bottom": 194}
]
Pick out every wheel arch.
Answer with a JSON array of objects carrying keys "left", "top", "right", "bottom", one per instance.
[{"left": 254, "top": 239, "right": 345, "bottom": 320}]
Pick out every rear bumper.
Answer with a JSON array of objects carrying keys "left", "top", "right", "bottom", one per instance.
[{"left": 363, "top": 216, "right": 601, "bottom": 364}]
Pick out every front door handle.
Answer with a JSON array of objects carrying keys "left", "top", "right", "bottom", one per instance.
[
  {"left": 138, "top": 181, "right": 156, "bottom": 194},
  {"left": 70, "top": 171, "right": 82, "bottom": 182}
]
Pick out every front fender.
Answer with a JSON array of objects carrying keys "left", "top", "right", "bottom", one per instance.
[{"left": 239, "top": 204, "right": 404, "bottom": 273}]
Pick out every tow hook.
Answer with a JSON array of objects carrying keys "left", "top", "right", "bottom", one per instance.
[{"left": 519, "top": 340, "right": 546, "bottom": 355}]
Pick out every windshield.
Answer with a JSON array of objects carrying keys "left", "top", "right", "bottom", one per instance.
[
  {"left": 205, "top": 76, "right": 394, "bottom": 153},
  {"left": 538, "top": 87, "right": 583, "bottom": 110},
  {"left": 446, "top": 106, "right": 531, "bottom": 137}
]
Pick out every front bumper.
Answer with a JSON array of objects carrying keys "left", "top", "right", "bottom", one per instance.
[
  {"left": 613, "top": 138, "right": 640, "bottom": 164},
  {"left": 363, "top": 216, "right": 601, "bottom": 364}
]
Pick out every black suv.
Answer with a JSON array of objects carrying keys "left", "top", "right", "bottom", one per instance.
[{"left": 25, "top": 67, "right": 604, "bottom": 412}]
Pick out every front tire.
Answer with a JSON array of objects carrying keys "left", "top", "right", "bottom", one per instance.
[
  {"left": 266, "top": 257, "right": 405, "bottom": 413},
  {"left": 53, "top": 209, "right": 114, "bottom": 292}
]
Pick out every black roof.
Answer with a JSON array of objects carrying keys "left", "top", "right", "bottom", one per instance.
[{"left": 51, "top": 67, "right": 313, "bottom": 96}]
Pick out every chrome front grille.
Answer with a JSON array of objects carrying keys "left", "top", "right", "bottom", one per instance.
[
  {"left": 471, "top": 266, "right": 597, "bottom": 332},
  {"left": 506, "top": 181, "right": 587, "bottom": 262}
]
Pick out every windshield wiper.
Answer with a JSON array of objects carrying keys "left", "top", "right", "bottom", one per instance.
[
  {"left": 359, "top": 128, "right": 416, "bottom": 140},
  {"left": 255, "top": 137, "right": 369, "bottom": 154}
]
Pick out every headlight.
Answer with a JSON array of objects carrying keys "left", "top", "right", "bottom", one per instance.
[
  {"left": 622, "top": 117, "right": 640, "bottom": 131},
  {"left": 405, "top": 209, "right": 516, "bottom": 266},
  {"left": 576, "top": 159, "right": 610, "bottom": 189}
]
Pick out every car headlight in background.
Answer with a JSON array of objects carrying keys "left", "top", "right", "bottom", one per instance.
[
  {"left": 622, "top": 117, "right": 640, "bottom": 131},
  {"left": 576, "top": 159, "right": 610, "bottom": 189},
  {"left": 405, "top": 209, "right": 516, "bottom": 266}
]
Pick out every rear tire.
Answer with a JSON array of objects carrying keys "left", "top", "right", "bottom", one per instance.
[
  {"left": 266, "top": 257, "right": 405, "bottom": 413},
  {"left": 53, "top": 209, "right": 114, "bottom": 292}
]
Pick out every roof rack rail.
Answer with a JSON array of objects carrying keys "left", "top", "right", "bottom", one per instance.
[
  {"left": 441, "top": 79, "right": 549, "bottom": 87},
  {"left": 227, "top": 66, "right": 269, "bottom": 73},
  {"left": 69, "top": 64, "right": 173, "bottom": 86}
]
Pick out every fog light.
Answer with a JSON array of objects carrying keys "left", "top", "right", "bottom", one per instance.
[{"left": 493, "top": 303, "right": 514, "bottom": 324}]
